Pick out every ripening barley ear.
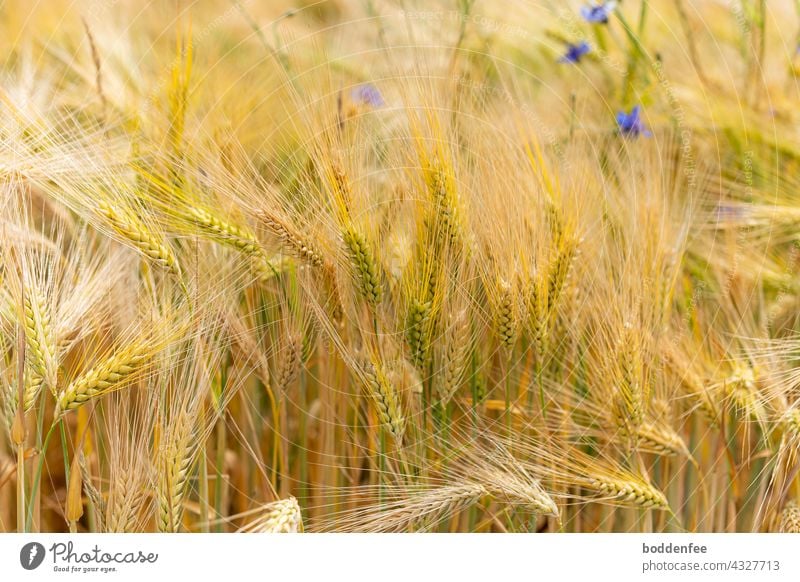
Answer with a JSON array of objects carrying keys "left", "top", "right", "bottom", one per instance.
[
  {"left": 238, "top": 497, "right": 304, "bottom": 533},
  {"left": 477, "top": 468, "right": 559, "bottom": 518},
  {"left": 316, "top": 483, "right": 489, "bottom": 533},
  {"left": 360, "top": 357, "right": 406, "bottom": 444},
  {"left": 1, "top": 381, "right": 15, "bottom": 433},
  {"left": 255, "top": 208, "right": 325, "bottom": 269},
  {"left": 435, "top": 307, "right": 473, "bottom": 406},
  {"left": 342, "top": 223, "right": 383, "bottom": 307},
  {"left": 778, "top": 501, "right": 800, "bottom": 533},
  {"left": 96, "top": 200, "right": 184, "bottom": 280},
  {"left": 610, "top": 323, "right": 647, "bottom": 447},
  {"left": 424, "top": 164, "right": 463, "bottom": 249},
  {"left": 586, "top": 474, "right": 669, "bottom": 509},
  {"left": 401, "top": 484, "right": 488, "bottom": 533},
  {"left": 54, "top": 337, "right": 154, "bottom": 417},
  {"left": 491, "top": 277, "right": 518, "bottom": 350},
  {"left": 559, "top": 448, "right": 671, "bottom": 510},
  {"left": 149, "top": 323, "right": 233, "bottom": 533},
  {"left": 21, "top": 282, "right": 58, "bottom": 396},
  {"left": 78, "top": 454, "right": 106, "bottom": 531},
  {"left": 724, "top": 364, "right": 768, "bottom": 429},
  {"left": 5, "top": 368, "right": 44, "bottom": 416},
  {"left": 273, "top": 332, "right": 302, "bottom": 396},
  {"left": 636, "top": 420, "right": 691, "bottom": 458},
  {"left": 405, "top": 296, "right": 433, "bottom": 371},
  {"left": 105, "top": 468, "right": 144, "bottom": 533},
  {"left": 186, "top": 206, "right": 283, "bottom": 282},
  {"left": 784, "top": 408, "right": 800, "bottom": 438},
  {"left": 100, "top": 390, "right": 157, "bottom": 533},
  {"left": 156, "top": 411, "right": 195, "bottom": 533}
]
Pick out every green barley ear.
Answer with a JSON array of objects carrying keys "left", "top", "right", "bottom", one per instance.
[
  {"left": 18, "top": 369, "right": 44, "bottom": 413},
  {"left": 22, "top": 283, "right": 57, "bottom": 394},
  {"left": 188, "top": 206, "right": 281, "bottom": 282},
  {"left": 342, "top": 224, "right": 383, "bottom": 307},
  {"left": 1, "top": 382, "right": 15, "bottom": 432},
  {"left": 473, "top": 369, "right": 488, "bottom": 404},
  {"left": 405, "top": 297, "right": 433, "bottom": 370},
  {"left": 54, "top": 339, "right": 154, "bottom": 417},
  {"left": 430, "top": 169, "right": 461, "bottom": 245}
]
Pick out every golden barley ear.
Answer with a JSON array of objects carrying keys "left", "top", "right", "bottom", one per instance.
[
  {"left": 238, "top": 497, "right": 304, "bottom": 533},
  {"left": 97, "top": 200, "right": 183, "bottom": 280},
  {"left": 778, "top": 501, "right": 800, "bottom": 533},
  {"left": 361, "top": 358, "right": 405, "bottom": 444},
  {"left": 54, "top": 339, "right": 152, "bottom": 417},
  {"left": 255, "top": 209, "right": 325, "bottom": 268}
]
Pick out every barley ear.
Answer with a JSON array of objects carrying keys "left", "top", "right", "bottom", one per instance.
[
  {"left": 238, "top": 497, "right": 304, "bottom": 533},
  {"left": 361, "top": 360, "right": 405, "bottom": 443},
  {"left": 778, "top": 501, "right": 800, "bottom": 533},
  {"left": 343, "top": 225, "right": 383, "bottom": 307}
]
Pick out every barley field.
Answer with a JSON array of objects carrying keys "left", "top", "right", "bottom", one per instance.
[{"left": 1, "top": 0, "right": 799, "bottom": 534}]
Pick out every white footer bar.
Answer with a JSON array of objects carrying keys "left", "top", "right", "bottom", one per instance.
[{"left": 1, "top": 534, "right": 797, "bottom": 581}]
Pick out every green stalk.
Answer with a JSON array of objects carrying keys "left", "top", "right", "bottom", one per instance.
[
  {"left": 198, "top": 413, "right": 210, "bottom": 532},
  {"left": 59, "top": 421, "right": 70, "bottom": 492},
  {"left": 26, "top": 421, "right": 59, "bottom": 532},
  {"left": 619, "top": 1, "right": 649, "bottom": 106}
]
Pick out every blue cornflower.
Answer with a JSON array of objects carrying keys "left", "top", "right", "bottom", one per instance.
[
  {"left": 616, "top": 105, "right": 651, "bottom": 137},
  {"left": 351, "top": 84, "right": 385, "bottom": 108},
  {"left": 714, "top": 203, "right": 746, "bottom": 223},
  {"left": 560, "top": 41, "right": 591, "bottom": 64},
  {"left": 580, "top": 1, "right": 617, "bottom": 24}
]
